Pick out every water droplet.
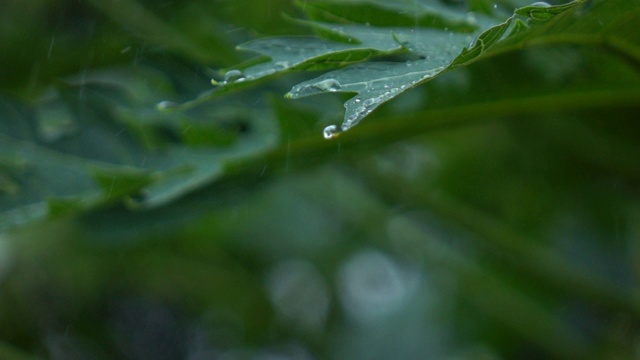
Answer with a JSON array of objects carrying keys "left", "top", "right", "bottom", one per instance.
[
  {"left": 354, "top": 98, "right": 361, "bottom": 103},
  {"left": 224, "top": 69, "right": 245, "bottom": 82},
  {"left": 314, "top": 79, "right": 342, "bottom": 92},
  {"left": 355, "top": 106, "right": 366, "bottom": 114},
  {"left": 156, "top": 100, "right": 178, "bottom": 111},
  {"left": 323, "top": 125, "right": 340, "bottom": 139},
  {"left": 274, "top": 61, "right": 290, "bottom": 70},
  {"left": 363, "top": 99, "right": 375, "bottom": 106},
  {"left": 530, "top": 2, "right": 551, "bottom": 7}
]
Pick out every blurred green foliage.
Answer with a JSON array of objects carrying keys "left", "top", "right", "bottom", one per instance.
[{"left": 1, "top": 0, "right": 640, "bottom": 359}]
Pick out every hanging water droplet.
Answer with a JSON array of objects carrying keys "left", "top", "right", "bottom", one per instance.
[
  {"left": 224, "top": 69, "right": 245, "bottom": 82},
  {"left": 323, "top": 125, "right": 340, "bottom": 139},
  {"left": 156, "top": 100, "right": 178, "bottom": 111},
  {"left": 313, "top": 79, "right": 342, "bottom": 92}
]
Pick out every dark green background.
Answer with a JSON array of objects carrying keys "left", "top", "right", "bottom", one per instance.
[{"left": 1, "top": 0, "right": 639, "bottom": 359}]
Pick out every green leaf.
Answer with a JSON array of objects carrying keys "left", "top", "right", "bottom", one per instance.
[
  {"left": 283, "top": 0, "right": 586, "bottom": 135},
  {"left": 210, "top": 1, "right": 592, "bottom": 137},
  {"left": 207, "top": 1, "right": 495, "bottom": 91},
  {"left": 0, "top": 65, "right": 278, "bottom": 231},
  {"left": 2, "top": 0, "right": 638, "bottom": 233},
  {"left": 297, "top": 0, "right": 480, "bottom": 30},
  {"left": 213, "top": 20, "right": 476, "bottom": 88},
  {"left": 514, "top": 1, "right": 579, "bottom": 22}
]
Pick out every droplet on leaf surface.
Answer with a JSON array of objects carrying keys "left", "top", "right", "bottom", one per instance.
[
  {"left": 530, "top": 2, "right": 551, "bottom": 7},
  {"left": 224, "top": 69, "right": 246, "bottom": 83},
  {"left": 313, "top": 79, "right": 342, "bottom": 92},
  {"left": 274, "top": 61, "right": 290, "bottom": 70},
  {"left": 156, "top": 100, "right": 178, "bottom": 111}
]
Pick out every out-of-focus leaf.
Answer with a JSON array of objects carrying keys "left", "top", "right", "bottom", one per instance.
[
  {"left": 83, "top": 0, "right": 236, "bottom": 65},
  {"left": 0, "top": 65, "right": 278, "bottom": 231}
]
